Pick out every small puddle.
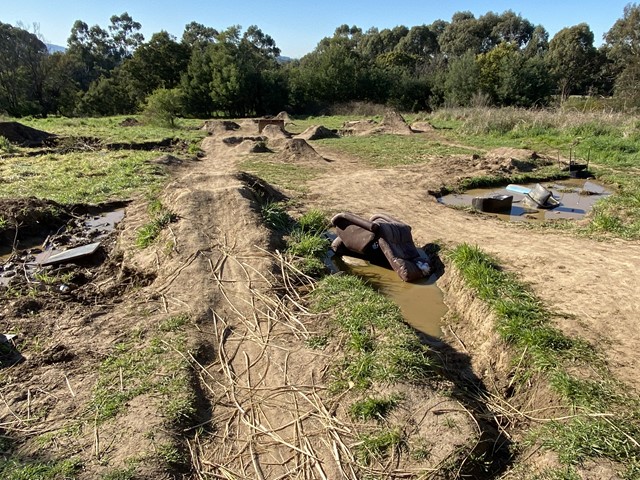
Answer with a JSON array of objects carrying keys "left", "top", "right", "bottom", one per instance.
[
  {"left": 0, "top": 208, "right": 125, "bottom": 287},
  {"left": 331, "top": 254, "right": 448, "bottom": 338},
  {"left": 438, "top": 179, "right": 611, "bottom": 222}
]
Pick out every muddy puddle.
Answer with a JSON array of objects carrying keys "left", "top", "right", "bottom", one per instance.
[
  {"left": 0, "top": 208, "right": 124, "bottom": 287},
  {"left": 330, "top": 254, "right": 447, "bottom": 337},
  {"left": 438, "top": 179, "right": 611, "bottom": 222}
]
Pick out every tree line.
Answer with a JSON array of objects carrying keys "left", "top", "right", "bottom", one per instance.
[{"left": 1, "top": 5, "right": 639, "bottom": 119}]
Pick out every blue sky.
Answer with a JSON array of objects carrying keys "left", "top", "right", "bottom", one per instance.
[{"left": 2, "top": 1, "right": 631, "bottom": 58}]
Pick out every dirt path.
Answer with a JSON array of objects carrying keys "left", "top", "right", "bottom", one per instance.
[
  {"left": 304, "top": 141, "right": 640, "bottom": 391},
  {"left": 184, "top": 125, "right": 491, "bottom": 478}
]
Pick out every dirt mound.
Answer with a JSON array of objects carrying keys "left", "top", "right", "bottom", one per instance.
[
  {"left": 276, "top": 138, "right": 326, "bottom": 162},
  {"left": 201, "top": 120, "right": 240, "bottom": 134},
  {"left": 378, "top": 110, "right": 413, "bottom": 135},
  {"left": 486, "top": 147, "right": 540, "bottom": 161},
  {"left": 222, "top": 135, "right": 266, "bottom": 146},
  {"left": 235, "top": 139, "right": 270, "bottom": 153},
  {"left": 119, "top": 117, "right": 141, "bottom": 127},
  {"left": 0, "top": 122, "right": 55, "bottom": 147},
  {"left": 0, "top": 198, "right": 69, "bottom": 240},
  {"left": 274, "top": 111, "right": 292, "bottom": 123},
  {"left": 261, "top": 124, "right": 291, "bottom": 140},
  {"left": 339, "top": 119, "right": 378, "bottom": 136},
  {"left": 411, "top": 121, "right": 435, "bottom": 132},
  {"left": 295, "top": 125, "right": 339, "bottom": 141}
]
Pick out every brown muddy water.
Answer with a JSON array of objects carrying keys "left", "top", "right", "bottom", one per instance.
[
  {"left": 438, "top": 179, "right": 611, "bottom": 222},
  {"left": 0, "top": 208, "right": 125, "bottom": 286},
  {"left": 331, "top": 254, "right": 448, "bottom": 338}
]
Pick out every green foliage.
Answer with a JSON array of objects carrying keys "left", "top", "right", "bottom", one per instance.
[
  {"left": 0, "top": 150, "right": 166, "bottom": 204},
  {"left": 286, "top": 230, "right": 329, "bottom": 258},
  {"left": 143, "top": 88, "right": 184, "bottom": 128},
  {"left": 349, "top": 394, "right": 403, "bottom": 421},
  {"left": 450, "top": 244, "right": 640, "bottom": 474},
  {"left": 261, "top": 201, "right": 291, "bottom": 231},
  {"left": 296, "top": 209, "right": 330, "bottom": 235},
  {"left": 240, "top": 157, "right": 319, "bottom": 192},
  {"left": 355, "top": 428, "right": 404, "bottom": 465},
  {"left": 0, "top": 457, "right": 82, "bottom": 480},
  {"left": 91, "top": 334, "right": 194, "bottom": 425},
  {"left": 313, "top": 275, "right": 433, "bottom": 390},
  {"left": 0, "top": 136, "right": 16, "bottom": 153},
  {"left": 315, "top": 134, "right": 478, "bottom": 168},
  {"left": 136, "top": 200, "right": 178, "bottom": 248},
  {"left": 547, "top": 24, "right": 598, "bottom": 99}
]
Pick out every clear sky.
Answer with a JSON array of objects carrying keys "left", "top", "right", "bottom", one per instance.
[{"left": 1, "top": 0, "right": 632, "bottom": 58}]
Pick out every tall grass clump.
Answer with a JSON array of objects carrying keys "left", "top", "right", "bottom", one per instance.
[
  {"left": 286, "top": 209, "right": 330, "bottom": 276},
  {"left": 449, "top": 243, "right": 640, "bottom": 476}
]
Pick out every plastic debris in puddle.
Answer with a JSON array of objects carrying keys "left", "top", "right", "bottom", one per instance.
[{"left": 438, "top": 179, "right": 611, "bottom": 222}]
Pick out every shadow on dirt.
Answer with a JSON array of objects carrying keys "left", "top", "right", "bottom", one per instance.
[{"left": 416, "top": 245, "right": 513, "bottom": 478}]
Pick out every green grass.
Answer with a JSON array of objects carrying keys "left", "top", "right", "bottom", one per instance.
[
  {"left": 355, "top": 428, "right": 404, "bottom": 465},
  {"left": 449, "top": 244, "right": 640, "bottom": 476},
  {"left": 260, "top": 201, "right": 292, "bottom": 231},
  {"left": 349, "top": 393, "right": 404, "bottom": 421},
  {"left": 91, "top": 325, "right": 195, "bottom": 425},
  {"left": 19, "top": 115, "right": 207, "bottom": 145},
  {"left": 315, "top": 134, "right": 479, "bottom": 167},
  {"left": 135, "top": 201, "right": 178, "bottom": 248},
  {"left": 239, "top": 157, "right": 320, "bottom": 192},
  {"left": 312, "top": 274, "right": 433, "bottom": 390},
  {"left": 0, "top": 457, "right": 82, "bottom": 480},
  {"left": 0, "top": 150, "right": 165, "bottom": 204}
]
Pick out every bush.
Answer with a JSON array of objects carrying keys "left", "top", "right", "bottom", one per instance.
[{"left": 143, "top": 88, "right": 184, "bottom": 128}]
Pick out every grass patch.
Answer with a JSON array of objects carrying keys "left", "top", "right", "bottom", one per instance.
[
  {"left": 91, "top": 328, "right": 195, "bottom": 425},
  {"left": 355, "top": 428, "right": 404, "bottom": 465},
  {"left": 449, "top": 243, "right": 640, "bottom": 475},
  {"left": 135, "top": 201, "right": 178, "bottom": 249},
  {"left": 20, "top": 115, "right": 207, "bottom": 145},
  {"left": 260, "top": 201, "right": 292, "bottom": 231},
  {"left": 349, "top": 393, "right": 403, "bottom": 421},
  {"left": 0, "top": 457, "right": 82, "bottom": 480},
  {"left": 239, "top": 157, "right": 320, "bottom": 192},
  {"left": 312, "top": 274, "right": 433, "bottom": 390},
  {"left": 0, "top": 150, "right": 165, "bottom": 204},
  {"left": 315, "top": 134, "right": 478, "bottom": 168}
]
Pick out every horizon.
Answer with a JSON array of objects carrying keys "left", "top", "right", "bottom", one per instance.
[{"left": 3, "top": 1, "right": 632, "bottom": 58}]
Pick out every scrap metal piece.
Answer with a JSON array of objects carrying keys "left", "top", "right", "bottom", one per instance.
[{"left": 38, "top": 242, "right": 101, "bottom": 266}]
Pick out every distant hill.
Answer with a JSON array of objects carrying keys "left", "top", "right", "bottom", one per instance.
[
  {"left": 277, "top": 55, "right": 293, "bottom": 64},
  {"left": 46, "top": 43, "right": 66, "bottom": 54}
]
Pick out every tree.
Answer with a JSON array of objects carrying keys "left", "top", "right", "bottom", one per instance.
[
  {"left": 547, "top": 23, "right": 597, "bottom": 100},
  {"left": 109, "top": 12, "right": 144, "bottom": 59},
  {"left": 181, "top": 21, "right": 218, "bottom": 48},
  {"left": 122, "top": 31, "right": 189, "bottom": 98},
  {"left": 604, "top": 3, "right": 640, "bottom": 104},
  {"left": 143, "top": 88, "right": 184, "bottom": 127},
  {"left": 0, "top": 22, "right": 48, "bottom": 115},
  {"left": 444, "top": 51, "right": 480, "bottom": 106}
]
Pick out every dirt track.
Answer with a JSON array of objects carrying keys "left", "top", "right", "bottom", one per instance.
[
  {"left": 2, "top": 117, "right": 639, "bottom": 478},
  {"left": 302, "top": 142, "right": 640, "bottom": 391}
]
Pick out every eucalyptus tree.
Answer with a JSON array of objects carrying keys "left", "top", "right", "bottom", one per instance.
[
  {"left": 604, "top": 3, "right": 640, "bottom": 103},
  {"left": 0, "top": 22, "right": 48, "bottom": 115},
  {"left": 547, "top": 23, "right": 598, "bottom": 100}
]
